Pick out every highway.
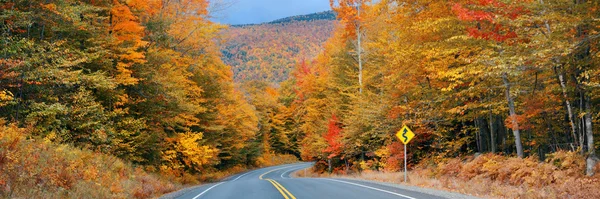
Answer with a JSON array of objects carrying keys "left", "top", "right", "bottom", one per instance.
[{"left": 173, "top": 163, "right": 451, "bottom": 199}]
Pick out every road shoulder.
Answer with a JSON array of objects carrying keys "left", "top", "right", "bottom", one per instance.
[
  {"left": 159, "top": 183, "right": 210, "bottom": 199},
  {"left": 323, "top": 177, "right": 482, "bottom": 199}
]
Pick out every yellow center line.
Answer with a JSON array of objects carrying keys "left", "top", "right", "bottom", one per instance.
[
  {"left": 270, "top": 179, "right": 296, "bottom": 199},
  {"left": 259, "top": 165, "right": 300, "bottom": 199},
  {"left": 258, "top": 165, "right": 297, "bottom": 179},
  {"left": 266, "top": 179, "right": 290, "bottom": 199}
]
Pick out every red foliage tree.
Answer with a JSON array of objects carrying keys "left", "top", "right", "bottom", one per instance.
[
  {"left": 324, "top": 114, "right": 343, "bottom": 159},
  {"left": 452, "top": 0, "right": 527, "bottom": 42}
]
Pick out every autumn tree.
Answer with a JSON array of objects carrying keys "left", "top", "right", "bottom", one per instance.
[
  {"left": 0, "top": 0, "right": 274, "bottom": 176},
  {"left": 453, "top": 0, "right": 532, "bottom": 158},
  {"left": 330, "top": 0, "right": 371, "bottom": 94},
  {"left": 324, "top": 114, "right": 343, "bottom": 172}
]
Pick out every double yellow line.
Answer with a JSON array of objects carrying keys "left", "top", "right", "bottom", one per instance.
[
  {"left": 259, "top": 166, "right": 297, "bottom": 199},
  {"left": 265, "top": 179, "right": 296, "bottom": 199}
]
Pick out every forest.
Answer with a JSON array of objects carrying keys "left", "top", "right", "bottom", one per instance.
[
  {"left": 286, "top": 0, "right": 600, "bottom": 175},
  {"left": 1, "top": 0, "right": 600, "bottom": 198},
  {"left": 221, "top": 13, "right": 335, "bottom": 83},
  {"left": 0, "top": 0, "right": 295, "bottom": 197}
]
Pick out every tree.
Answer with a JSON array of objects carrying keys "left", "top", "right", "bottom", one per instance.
[
  {"left": 110, "top": 0, "right": 147, "bottom": 85},
  {"left": 453, "top": 0, "right": 529, "bottom": 158},
  {"left": 0, "top": 0, "right": 274, "bottom": 175},
  {"left": 324, "top": 114, "right": 343, "bottom": 172},
  {"left": 330, "top": 0, "right": 371, "bottom": 94}
]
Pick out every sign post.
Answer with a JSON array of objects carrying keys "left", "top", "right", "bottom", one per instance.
[{"left": 395, "top": 125, "right": 415, "bottom": 183}]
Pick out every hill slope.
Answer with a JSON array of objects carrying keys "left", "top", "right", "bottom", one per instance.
[
  {"left": 221, "top": 11, "right": 336, "bottom": 83},
  {"left": 268, "top": 10, "right": 336, "bottom": 25}
]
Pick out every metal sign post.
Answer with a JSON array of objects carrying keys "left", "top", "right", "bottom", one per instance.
[
  {"left": 395, "top": 125, "right": 415, "bottom": 183},
  {"left": 404, "top": 143, "right": 407, "bottom": 182}
]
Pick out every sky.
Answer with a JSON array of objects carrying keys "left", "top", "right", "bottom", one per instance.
[{"left": 211, "top": 0, "right": 331, "bottom": 25}]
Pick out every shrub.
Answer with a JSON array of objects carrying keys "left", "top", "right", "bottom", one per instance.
[{"left": 0, "top": 123, "right": 179, "bottom": 198}]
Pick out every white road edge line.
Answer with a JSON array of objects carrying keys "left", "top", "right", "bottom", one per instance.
[
  {"left": 280, "top": 165, "right": 308, "bottom": 179},
  {"left": 192, "top": 182, "right": 225, "bottom": 199},
  {"left": 232, "top": 169, "right": 257, "bottom": 181},
  {"left": 280, "top": 167, "right": 298, "bottom": 179},
  {"left": 322, "top": 178, "right": 417, "bottom": 199},
  {"left": 260, "top": 164, "right": 306, "bottom": 179},
  {"left": 233, "top": 162, "right": 301, "bottom": 181}
]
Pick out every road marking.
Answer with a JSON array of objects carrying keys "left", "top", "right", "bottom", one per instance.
[
  {"left": 258, "top": 165, "right": 298, "bottom": 179},
  {"left": 259, "top": 164, "right": 308, "bottom": 199},
  {"left": 266, "top": 179, "right": 290, "bottom": 199},
  {"left": 231, "top": 169, "right": 257, "bottom": 181},
  {"left": 271, "top": 179, "right": 297, "bottom": 199},
  {"left": 192, "top": 182, "right": 224, "bottom": 199},
  {"left": 267, "top": 179, "right": 297, "bottom": 199},
  {"left": 280, "top": 165, "right": 308, "bottom": 179},
  {"left": 322, "top": 179, "right": 417, "bottom": 199}
]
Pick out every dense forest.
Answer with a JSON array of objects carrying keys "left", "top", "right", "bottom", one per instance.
[
  {"left": 1, "top": 0, "right": 600, "bottom": 198},
  {"left": 286, "top": 0, "right": 600, "bottom": 176},
  {"left": 220, "top": 12, "right": 335, "bottom": 82},
  {"left": 0, "top": 1, "right": 295, "bottom": 197}
]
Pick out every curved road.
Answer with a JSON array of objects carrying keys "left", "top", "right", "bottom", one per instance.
[{"left": 173, "top": 163, "right": 450, "bottom": 199}]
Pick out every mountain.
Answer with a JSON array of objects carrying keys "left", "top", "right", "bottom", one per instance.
[
  {"left": 232, "top": 10, "right": 337, "bottom": 27},
  {"left": 220, "top": 11, "right": 337, "bottom": 83},
  {"left": 267, "top": 10, "right": 336, "bottom": 25}
]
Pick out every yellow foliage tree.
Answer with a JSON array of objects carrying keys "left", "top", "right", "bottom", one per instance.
[
  {"left": 162, "top": 132, "right": 218, "bottom": 174},
  {"left": 0, "top": 90, "right": 12, "bottom": 107},
  {"left": 110, "top": 0, "right": 147, "bottom": 85}
]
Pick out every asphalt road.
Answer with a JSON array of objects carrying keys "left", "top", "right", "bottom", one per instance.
[{"left": 174, "top": 162, "right": 451, "bottom": 199}]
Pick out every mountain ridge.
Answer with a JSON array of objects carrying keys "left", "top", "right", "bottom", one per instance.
[
  {"left": 221, "top": 11, "right": 337, "bottom": 83},
  {"left": 231, "top": 10, "right": 336, "bottom": 27}
]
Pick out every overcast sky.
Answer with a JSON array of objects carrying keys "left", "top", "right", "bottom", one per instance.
[{"left": 211, "top": 0, "right": 331, "bottom": 25}]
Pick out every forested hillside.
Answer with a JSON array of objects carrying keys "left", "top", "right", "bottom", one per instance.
[
  {"left": 268, "top": 10, "right": 336, "bottom": 25},
  {"left": 220, "top": 12, "right": 336, "bottom": 83},
  {"left": 280, "top": 0, "right": 600, "bottom": 176},
  {"left": 2, "top": 0, "right": 600, "bottom": 198},
  {"left": 0, "top": 1, "right": 295, "bottom": 198}
]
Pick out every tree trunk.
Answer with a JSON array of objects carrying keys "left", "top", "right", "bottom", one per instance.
[
  {"left": 475, "top": 118, "right": 481, "bottom": 152},
  {"left": 477, "top": 117, "right": 490, "bottom": 152},
  {"left": 345, "top": 159, "right": 349, "bottom": 173},
  {"left": 502, "top": 72, "right": 524, "bottom": 158},
  {"left": 328, "top": 158, "right": 332, "bottom": 173},
  {"left": 580, "top": 91, "right": 586, "bottom": 155},
  {"left": 356, "top": 4, "right": 363, "bottom": 95},
  {"left": 489, "top": 112, "right": 496, "bottom": 153},
  {"left": 554, "top": 66, "right": 578, "bottom": 144},
  {"left": 585, "top": 95, "right": 597, "bottom": 176}
]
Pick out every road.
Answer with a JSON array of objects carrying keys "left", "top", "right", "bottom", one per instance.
[{"left": 173, "top": 163, "right": 451, "bottom": 199}]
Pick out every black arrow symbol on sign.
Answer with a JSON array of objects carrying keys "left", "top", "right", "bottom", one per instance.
[{"left": 402, "top": 129, "right": 408, "bottom": 142}]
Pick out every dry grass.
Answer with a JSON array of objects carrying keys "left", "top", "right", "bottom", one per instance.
[
  {"left": 296, "top": 152, "right": 600, "bottom": 199},
  {"left": 0, "top": 124, "right": 181, "bottom": 199}
]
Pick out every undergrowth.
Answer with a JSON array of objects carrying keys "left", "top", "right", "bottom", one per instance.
[
  {"left": 297, "top": 152, "right": 600, "bottom": 198},
  {"left": 425, "top": 152, "right": 600, "bottom": 198},
  {"left": 0, "top": 123, "right": 179, "bottom": 199}
]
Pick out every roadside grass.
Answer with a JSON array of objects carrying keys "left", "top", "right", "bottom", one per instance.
[
  {"left": 0, "top": 123, "right": 180, "bottom": 199},
  {"left": 295, "top": 152, "right": 600, "bottom": 199}
]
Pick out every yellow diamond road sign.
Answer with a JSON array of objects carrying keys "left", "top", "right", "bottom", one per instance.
[{"left": 396, "top": 125, "right": 415, "bottom": 144}]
